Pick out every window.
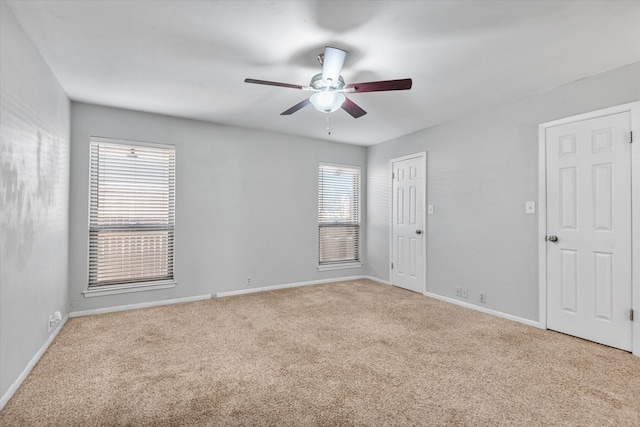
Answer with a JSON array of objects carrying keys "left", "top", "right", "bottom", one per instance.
[
  {"left": 88, "top": 138, "right": 175, "bottom": 292},
  {"left": 318, "top": 163, "right": 361, "bottom": 268}
]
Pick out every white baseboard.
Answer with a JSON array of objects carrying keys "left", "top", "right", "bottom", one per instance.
[
  {"left": 0, "top": 315, "right": 69, "bottom": 411},
  {"left": 216, "top": 275, "right": 369, "bottom": 298},
  {"left": 362, "top": 279, "right": 539, "bottom": 328},
  {"left": 364, "top": 276, "right": 391, "bottom": 285},
  {"left": 425, "top": 292, "right": 541, "bottom": 328},
  {"left": 70, "top": 277, "right": 388, "bottom": 315},
  {"left": 68, "top": 294, "right": 212, "bottom": 318}
]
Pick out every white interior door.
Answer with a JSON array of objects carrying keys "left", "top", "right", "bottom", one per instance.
[
  {"left": 546, "top": 111, "right": 632, "bottom": 351},
  {"left": 391, "top": 154, "right": 425, "bottom": 293}
]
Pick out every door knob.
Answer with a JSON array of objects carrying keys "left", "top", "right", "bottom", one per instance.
[
  {"left": 547, "top": 235, "right": 558, "bottom": 242},
  {"left": 415, "top": 230, "right": 422, "bottom": 235}
]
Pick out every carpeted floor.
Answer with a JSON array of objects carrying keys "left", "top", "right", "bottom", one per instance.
[{"left": 1, "top": 279, "right": 639, "bottom": 426}]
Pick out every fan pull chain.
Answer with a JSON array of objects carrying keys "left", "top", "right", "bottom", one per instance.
[{"left": 326, "top": 113, "right": 331, "bottom": 135}]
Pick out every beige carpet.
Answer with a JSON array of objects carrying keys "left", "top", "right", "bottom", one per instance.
[{"left": 1, "top": 279, "right": 639, "bottom": 426}]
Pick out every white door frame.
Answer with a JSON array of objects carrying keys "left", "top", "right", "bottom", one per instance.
[
  {"left": 538, "top": 101, "right": 640, "bottom": 356},
  {"left": 389, "top": 152, "right": 427, "bottom": 294}
]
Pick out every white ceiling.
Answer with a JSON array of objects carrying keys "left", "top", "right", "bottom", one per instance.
[{"left": 6, "top": 0, "right": 640, "bottom": 146}]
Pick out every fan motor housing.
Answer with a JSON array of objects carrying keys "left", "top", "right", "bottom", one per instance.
[{"left": 309, "top": 73, "right": 345, "bottom": 91}]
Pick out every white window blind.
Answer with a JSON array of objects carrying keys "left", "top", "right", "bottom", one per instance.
[
  {"left": 318, "top": 163, "right": 361, "bottom": 265},
  {"left": 88, "top": 139, "right": 175, "bottom": 288}
]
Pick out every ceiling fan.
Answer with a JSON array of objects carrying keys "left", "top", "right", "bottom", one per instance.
[{"left": 245, "top": 46, "right": 412, "bottom": 119}]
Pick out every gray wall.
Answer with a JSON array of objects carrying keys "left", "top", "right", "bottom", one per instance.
[
  {"left": 69, "top": 103, "right": 367, "bottom": 312},
  {"left": 0, "top": 1, "right": 70, "bottom": 400},
  {"left": 366, "top": 62, "right": 640, "bottom": 322}
]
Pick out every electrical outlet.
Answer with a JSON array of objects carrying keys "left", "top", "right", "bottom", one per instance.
[
  {"left": 461, "top": 288, "right": 468, "bottom": 298},
  {"left": 48, "top": 311, "right": 62, "bottom": 332},
  {"left": 479, "top": 292, "right": 487, "bottom": 303},
  {"left": 455, "top": 287, "right": 462, "bottom": 297},
  {"left": 246, "top": 276, "right": 252, "bottom": 286}
]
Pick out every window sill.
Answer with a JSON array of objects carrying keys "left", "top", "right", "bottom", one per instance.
[
  {"left": 317, "top": 262, "right": 363, "bottom": 272},
  {"left": 83, "top": 280, "right": 176, "bottom": 298}
]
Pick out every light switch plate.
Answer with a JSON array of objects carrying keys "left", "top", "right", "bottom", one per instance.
[{"left": 525, "top": 201, "right": 536, "bottom": 214}]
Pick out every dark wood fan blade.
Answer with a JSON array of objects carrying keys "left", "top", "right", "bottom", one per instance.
[
  {"left": 281, "top": 98, "right": 311, "bottom": 115},
  {"left": 344, "top": 78, "right": 412, "bottom": 93},
  {"left": 341, "top": 97, "right": 367, "bottom": 118},
  {"left": 245, "top": 78, "right": 304, "bottom": 90}
]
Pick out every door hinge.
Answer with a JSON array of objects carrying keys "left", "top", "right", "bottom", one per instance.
[
  {"left": 630, "top": 131, "right": 633, "bottom": 143},
  {"left": 631, "top": 309, "right": 635, "bottom": 322},
  {"left": 391, "top": 262, "right": 394, "bottom": 270},
  {"left": 392, "top": 172, "right": 395, "bottom": 179}
]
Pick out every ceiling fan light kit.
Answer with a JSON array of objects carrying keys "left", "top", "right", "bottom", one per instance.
[
  {"left": 245, "top": 46, "right": 412, "bottom": 125},
  {"left": 309, "top": 91, "right": 345, "bottom": 113}
]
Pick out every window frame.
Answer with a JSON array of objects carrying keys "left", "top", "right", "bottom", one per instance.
[
  {"left": 317, "top": 162, "right": 362, "bottom": 271},
  {"left": 83, "top": 137, "right": 176, "bottom": 298}
]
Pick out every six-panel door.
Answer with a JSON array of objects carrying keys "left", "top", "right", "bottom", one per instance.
[
  {"left": 546, "top": 112, "right": 632, "bottom": 351},
  {"left": 392, "top": 155, "right": 425, "bottom": 293}
]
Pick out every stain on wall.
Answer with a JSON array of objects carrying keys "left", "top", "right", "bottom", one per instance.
[{"left": 1, "top": 91, "right": 64, "bottom": 269}]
